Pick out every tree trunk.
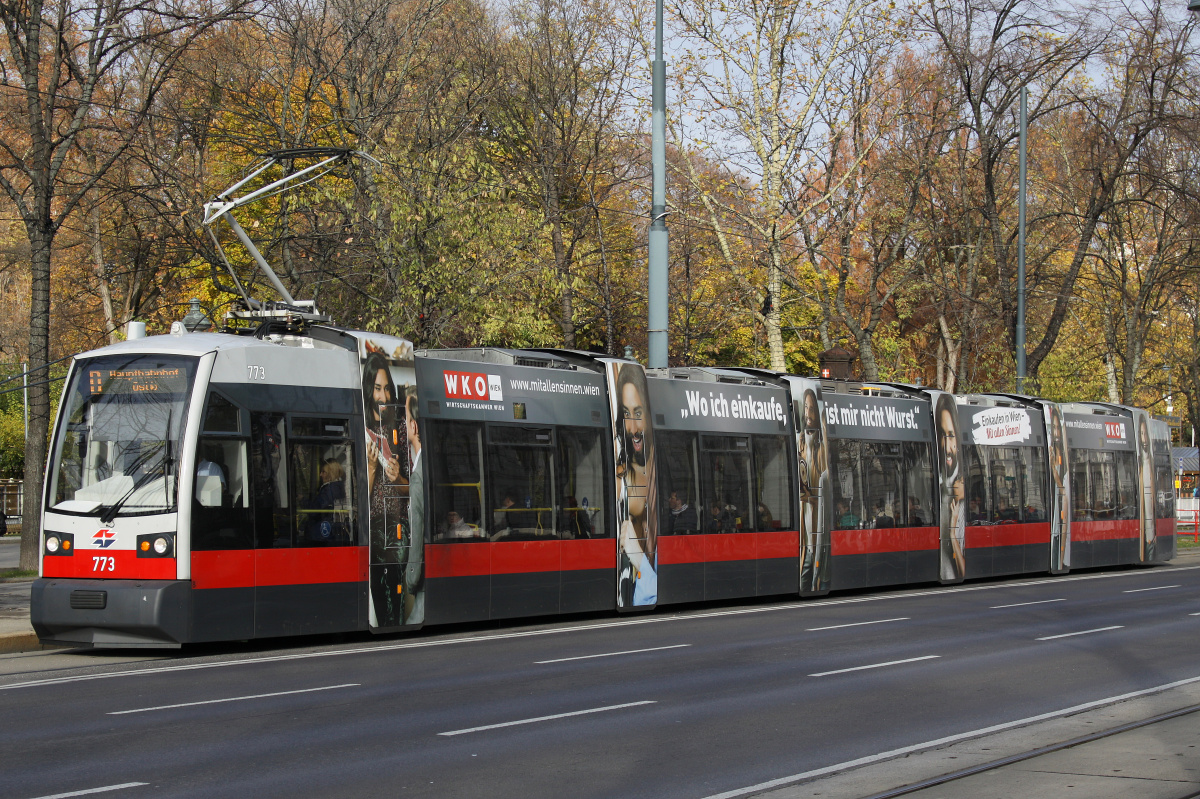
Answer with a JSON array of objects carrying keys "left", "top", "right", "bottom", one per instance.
[
  {"left": 90, "top": 203, "right": 119, "bottom": 345},
  {"left": 20, "top": 229, "right": 52, "bottom": 572}
]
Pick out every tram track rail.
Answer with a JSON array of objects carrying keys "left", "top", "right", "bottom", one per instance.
[{"left": 857, "top": 701, "right": 1200, "bottom": 799}]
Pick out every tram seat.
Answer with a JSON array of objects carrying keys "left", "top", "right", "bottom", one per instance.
[{"left": 196, "top": 475, "right": 222, "bottom": 508}]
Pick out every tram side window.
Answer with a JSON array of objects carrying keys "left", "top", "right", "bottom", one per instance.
[
  {"left": 701, "top": 435, "right": 753, "bottom": 532},
  {"left": 903, "top": 442, "right": 935, "bottom": 527},
  {"left": 1153, "top": 437, "right": 1174, "bottom": 519},
  {"left": 488, "top": 426, "right": 555, "bottom": 540},
  {"left": 1114, "top": 451, "right": 1137, "bottom": 520},
  {"left": 429, "top": 421, "right": 485, "bottom": 542},
  {"left": 833, "top": 439, "right": 864, "bottom": 529},
  {"left": 192, "top": 437, "right": 252, "bottom": 550},
  {"left": 1023, "top": 447, "right": 1048, "bottom": 522},
  {"left": 1071, "top": 455, "right": 1092, "bottom": 521},
  {"left": 658, "top": 431, "right": 700, "bottom": 536},
  {"left": 964, "top": 443, "right": 989, "bottom": 525},
  {"left": 753, "top": 435, "right": 792, "bottom": 531},
  {"left": 862, "top": 442, "right": 902, "bottom": 530},
  {"left": 290, "top": 440, "right": 355, "bottom": 546},
  {"left": 557, "top": 427, "right": 609, "bottom": 539},
  {"left": 990, "top": 447, "right": 1023, "bottom": 522},
  {"left": 251, "top": 413, "right": 290, "bottom": 548}
]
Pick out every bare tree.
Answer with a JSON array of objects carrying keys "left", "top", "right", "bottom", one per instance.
[{"left": 0, "top": 0, "right": 256, "bottom": 569}]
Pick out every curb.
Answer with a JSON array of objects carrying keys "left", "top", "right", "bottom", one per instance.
[{"left": 0, "top": 630, "right": 68, "bottom": 655}]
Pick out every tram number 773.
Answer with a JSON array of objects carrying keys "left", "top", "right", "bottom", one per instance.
[{"left": 92, "top": 556, "right": 116, "bottom": 572}]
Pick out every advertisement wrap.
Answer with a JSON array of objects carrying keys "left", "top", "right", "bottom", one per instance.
[
  {"left": 1045, "top": 404, "right": 1071, "bottom": 572},
  {"left": 790, "top": 379, "right": 831, "bottom": 595},
  {"left": 606, "top": 361, "right": 659, "bottom": 609}
]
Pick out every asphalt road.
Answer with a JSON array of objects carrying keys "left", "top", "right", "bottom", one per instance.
[
  {"left": 0, "top": 536, "right": 19, "bottom": 570},
  {"left": 2, "top": 563, "right": 1199, "bottom": 799}
]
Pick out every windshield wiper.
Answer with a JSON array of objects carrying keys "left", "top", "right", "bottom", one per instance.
[{"left": 98, "top": 445, "right": 171, "bottom": 525}]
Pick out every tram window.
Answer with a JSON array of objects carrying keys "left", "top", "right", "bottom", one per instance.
[
  {"left": 862, "top": 442, "right": 902, "bottom": 530},
  {"left": 428, "top": 421, "right": 485, "bottom": 543},
  {"left": 251, "top": 413, "right": 290, "bottom": 548},
  {"left": 291, "top": 441, "right": 355, "bottom": 546},
  {"left": 833, "top": 439, "right": 864, "bottom": 530},
  {"left": 753, "top": 435, "right": 792, "bottom": 531},
  {"left": 1114, "top": 451, "right": 1137, "bottom": 520},
  {"left": 557, "top": 427, "right": 609, "bottom": 539},
  {"left": 202, "top": 392, "right": 241, "bottom": 434},
  {"left": 702, "top": 438, "right": 753, "bottom": 532},
  {"left": 964, "top": 443, "right": 989, "bottom": 524},
  {"left": 488, "top": 426, "right": 555, "bottom": 539},
  {"left": 292, "top": 417, "right": 350, "bottom": 438},
  {"left": 1071, "top": 455, "right": 1091, "bottom": 521},
  {"left": 990, "top": 447, "right": 1023, "bottom": 522},
  {"left": 1023, "top": 447, "right": 1048, "bottom": 522},
  {"left": 902, "top": 442, "right": 935, "bottom": 527},
  {"left": 489, "top": 426, "right": 553, "bottom": 447},
  {"left": 658, "top": 431, "right": 700, "bottom": 536},
  {"left": 191, "top": 437, "right": 252, "bottom": 551}
]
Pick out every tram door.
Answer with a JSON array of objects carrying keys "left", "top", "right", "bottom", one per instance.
[{"left": 367, "top": 400, "right": 416, "bottom": 628}]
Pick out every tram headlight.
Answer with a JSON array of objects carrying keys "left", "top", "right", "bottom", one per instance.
[
  {"left": 136, "top": 533, "right": 173, "bottom": 557},
  {"left": 43, "top": 532, "right": 72, "bottom": 555},
  {"left": 45, "top": 535, "right": 60, "bottom": 553}
]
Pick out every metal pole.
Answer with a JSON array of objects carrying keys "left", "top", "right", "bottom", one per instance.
[
  {"left": 647, "top": 0, "right": 669, "bottom": 368},
  {"left": 1016, "top": 86, "right": 1027, "bottom": 393}
]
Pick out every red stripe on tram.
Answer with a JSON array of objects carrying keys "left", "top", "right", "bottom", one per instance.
[
  {"left": 426, "top": 539, "right": 614, "bottom": 578},
  {"left": 191, "top": 547, "right": 366, "bottom": 589},
  {"left": 965, "top": 522, "right": 1051, "bottom": 549},
  {"left": 1071, "top": 519, "right": 1139, "bottom": 542},
  {"left": 657, "top": 531, "right": 800, "bottom": 565},
  {"left": 831, "top": 526, "right": 939, "bottom": 556}
]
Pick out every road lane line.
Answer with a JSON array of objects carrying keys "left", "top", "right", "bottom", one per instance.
[
  {"left": 7, "top": 565, "right": 1198, "bottom": 692},
  {"left": 699, "top": 672, "right": 1200, "bottom": 799},
  {"left": 805, "top": 617, "right": 909, "bottom": 631},
  {"left": 1189, "top": 612, "right": 1200, "bottom": 616},
  {"left": 27, "top": 784, "right": 148, "bottom": 799},
  {"left": 1123, "top": 585, "right": 1181, "bottom": 593},
  {"left": 809, "top": 655, "right": 939, "bottom": 677},
  {"left": 1036, "top": 626, "right": 1123, "bottom": 641},
  {"left": 438, "top": 700, "right": 656, "bottom": 736},
  {"left": 108, "top": 683, "right": 359, "bottom": 715},
  {"left": 990, "top": 599, "right": 1066, "bottom": 609},
  {"left": 536, "top": 644, "right": 690, "bottom": 664}
]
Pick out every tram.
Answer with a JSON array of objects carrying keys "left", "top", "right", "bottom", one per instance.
[
  {"left": 26, "top": 150, "right": 1177, "bottom": 647},
  {"left": 28, "top": 328, "right": 1177, "bottom": 647}
]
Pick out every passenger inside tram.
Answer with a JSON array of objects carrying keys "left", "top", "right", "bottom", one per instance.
[
  {"left": 872, "top": 500, "right": 894, "bottom": 528},
  {"left": 836, "top": 500, "right": 860, "bottom": 529},
  {"left": 667, "top": 491, "right": 699, "bottom": 534}
]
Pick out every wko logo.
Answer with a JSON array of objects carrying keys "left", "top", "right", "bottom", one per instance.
[
  {"left": 443, "top": 371, "right": 503, "bottom": 402},
  {"left": 1104, "top": 421, "right": 1127, "bottom": 440},
  {"left": 92, "top": 529, "right": 116, "bottom": 548}
]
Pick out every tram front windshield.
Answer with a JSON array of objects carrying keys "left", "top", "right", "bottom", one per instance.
[{"left": 48, "top": 354, "right": 198, "bottom": 516}]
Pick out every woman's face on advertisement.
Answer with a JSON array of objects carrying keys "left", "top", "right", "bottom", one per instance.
[
  {"left": 621, "top": 381, "right": 646, "bottom": 465},
  {"left": 372, "top": 368, "right": 391, "bottom": 419}
]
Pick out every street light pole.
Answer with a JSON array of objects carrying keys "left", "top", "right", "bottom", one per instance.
[
  {"left": 1016, "top": 86, "right": 1027, "bottom": 393},
  {"left": 647, "top": 0, "right": 669, "bottom": 368}
]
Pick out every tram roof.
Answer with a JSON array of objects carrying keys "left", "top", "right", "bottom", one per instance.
[{"left": 69, "top": 331, "right": 275, "bottom": 362}]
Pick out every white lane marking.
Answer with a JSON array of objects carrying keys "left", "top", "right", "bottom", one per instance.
[
  {"left": 809, "top": 655, "right": 939, "bottom": 677},
  {"left": 1123, "top": 585, "right": 1181, "bottom": 593},
  {"left": 805, "top": 617, "right": 909, "bottom": 632},
  {"left": 699, "top": 672, "right": 1200, "bottom": 799},
  {"left": 107, "top": 683, "right": 359, "bottom": 715},
  {"left": 27, "top": 784, "right": 148, "bottom": 799},
  {"left": 536, "top": 644, "right": 690, "bottom": 664},
  {"left": 990, "top": 598, "right": 1066, "bottom": 609},
  {"left": 438, "top": 700, "right": 656, "bottom": 736},
  {"left": 1036, "top": 626, "right": 1124, "bottom": 641},
  {"left": 6, "top": 565, "right": 1198, "bottom": 692}
]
